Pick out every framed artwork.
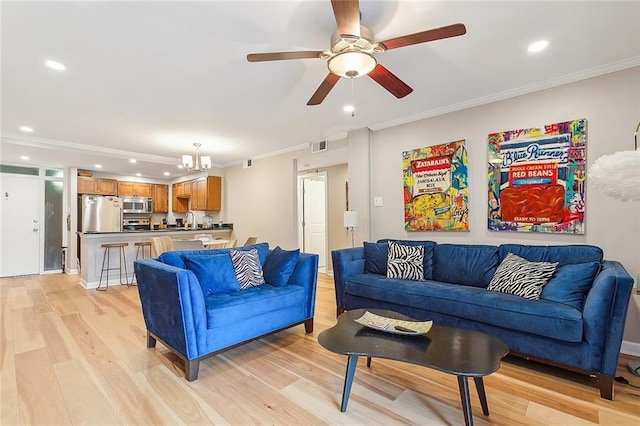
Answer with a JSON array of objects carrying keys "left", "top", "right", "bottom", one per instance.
[
  {"left": 487, "top": 118, "right": 587, "bottom": 234},
  {"left": 403, "top": 140, "right": 469, "bottom": 231}
]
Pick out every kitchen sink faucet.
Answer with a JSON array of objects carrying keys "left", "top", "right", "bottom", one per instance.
[{"left": 185, "top": 211, "right": 195, "bottom": 228}]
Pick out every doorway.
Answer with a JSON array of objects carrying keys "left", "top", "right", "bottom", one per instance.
[
  {"left": 298, "top": 173, "right": 327, "bottom": 273},
  {"left": 0, "top": 173, "right": 41, "bottom": 277}
]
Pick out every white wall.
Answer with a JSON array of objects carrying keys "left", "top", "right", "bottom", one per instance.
[
  {"left": 224, "top": 150, "right": 300, "bottom": 249},
  {"left": 353, "top": 66, "right": 640, "bottom": 346}
]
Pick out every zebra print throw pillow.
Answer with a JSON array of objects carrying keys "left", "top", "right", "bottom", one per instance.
[
  {"left": 487, "top": 253, "right": 558, "bottom": 300},
  {"left": 386, "top": 241, "right": 424, "bottom": 281},
  {"left": 230, "top": 248, "right": 265, "bottom": 290}
]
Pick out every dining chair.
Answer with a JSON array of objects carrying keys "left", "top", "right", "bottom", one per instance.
[
  {"left": 243, "top": 237, "right": 257, "bottom": 246},
  {"left": 150, "top": 236, "right": 173, "bottom": 257},
  {"left": 171, "top": 239, "right": 205, "bottom": 251}
]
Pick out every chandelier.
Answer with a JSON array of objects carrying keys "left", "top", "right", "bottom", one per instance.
[{"left": 181, "top": 142, "right": 211, "bottom": 172}]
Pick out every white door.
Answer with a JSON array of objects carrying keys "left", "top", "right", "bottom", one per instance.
[
  {"left": 0, "top": 174, "right": 41, "bottom": 277},
  {"left": 299, "top": 174, "right": 327, "bottom": 271}
]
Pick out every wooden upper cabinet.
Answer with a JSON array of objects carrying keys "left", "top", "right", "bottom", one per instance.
[
  {"left": 197, "top": 176, "right": 221, "bottom": 211},
  {"left": 118, "top": 181, "right": 151, "bottom": 197},
  {"left": 151, "top": 184, "right": 168, "bottom": 213},
  {"left": 172, "top": 182, "right": 189, "bottom": 213},
  {"left": 77, "top": 176, "right": 118, "bottom": 195}
]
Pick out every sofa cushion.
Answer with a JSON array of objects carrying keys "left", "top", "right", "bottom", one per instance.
[
  {"left": 386, "top": 241, "right": 424, "bottom": 281},
  {"left": 378, "top": 239, "right": 436, "bottom": 279},
  {"left": 204, "top": 284, "right": 306, "bottom": 329},
  {"left": 487, "top": 253, "right": 558, "bottom": 300},
  {"left": 432, "top": 244, "right": 498, "bottom": 288},
  {"left": 263, "top": 246, "right": 300, "bottom": 287},
  {"left": 158, "top": 242, "right": 270, "bottom": 269},
  {"left": 230, "top": 248, "right": 265, "bottom": 289},
  {"left": 344, "top": 273, "right": 583, "bottom": 342},
  {"left": 182, "top": 253, "right": 240, "bottom": 295},
  {"left": 498, "top": 244, "right": 603, "bottom": 266},
  {"left": 363, "top": 242, "right": 388, "bottom": 275},
  {"left": 541, "top": 261, "right": 600, "bottom": 309}
]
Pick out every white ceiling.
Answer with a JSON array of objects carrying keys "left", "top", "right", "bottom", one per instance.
[{"left": 2, "top": 1, "right": 639, "bottom": 180}]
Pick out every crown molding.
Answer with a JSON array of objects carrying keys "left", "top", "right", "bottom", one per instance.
[{"left": 369, "top": 57, "right": 640, "bottom": 132}]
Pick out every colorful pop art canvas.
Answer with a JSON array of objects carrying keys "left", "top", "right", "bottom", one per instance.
[
  {"left": 487, "top": 118, "right": 587, "bottom": 234},
  {"left": 403, "top": 140, "right": 469, "bottom": 231}
]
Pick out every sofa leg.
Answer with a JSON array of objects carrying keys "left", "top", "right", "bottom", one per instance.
[
  {"left": 598, "top": 374, "right": 614, "bottom": 400},
  {"left": 304, "top": 318, "right": 314, "bottom": 333},
  {"left": 186, "top": 359, "right": 200, "bottom": 381},
  {"left": 147, "top": 332, "right": 156, "bottom": 348},
  {"left": 336, "top": 307, "right": 345, "bottom": 317}
]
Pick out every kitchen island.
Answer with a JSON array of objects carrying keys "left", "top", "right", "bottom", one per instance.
[{"left": 78, "top": 227, "right": 233, "bottom": 289}]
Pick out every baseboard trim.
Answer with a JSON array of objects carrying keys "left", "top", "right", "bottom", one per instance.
[{"left": 621, "top": 340, "right": 640, "bottom": 357}]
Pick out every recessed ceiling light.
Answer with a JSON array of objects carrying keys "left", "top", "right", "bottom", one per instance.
[
  {"left": 19, "top": 126, "right": 34, "bottom": 132},
  {"left": 44, "top": 59, "right": 66, "bottom": 71},
  {"left": 177, "top": 165, "right": 184, "bottom": 169},
  {"left": 129, "top": 159, "right": 137, "bottom": 163},
  {"left": 136, "top": 173, "right": 142, "bottom": 177},
  {"left": 343, "top": 105, "right": 355, "bottom": 113},
  {"left": 95, "top": 164, "right": 102, "bottom": 169},
  {"left": 20, "top": 155, "right": 29, "bottom": 161},
  {"left": 528, "top": 40, "right": 549, "bottom": 53},
  {"left": 164, "top": 172, "right": 170, "bottom": 176}
]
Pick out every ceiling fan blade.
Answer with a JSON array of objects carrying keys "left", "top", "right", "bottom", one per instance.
[
  {"left": 331, "top": 0, "right": 361, "bottom": 38},
  {"left": 247, "top": 51, "right": 324, "bottom": 62},
  {"left": 368, "top": 64, "right": 413, "bottom": 99},
  {"left": 307, "top": 74, "right": 341, "bottom": 106},
  {"left": 379, "top": 23, "right": 467, "bottom": 51}
]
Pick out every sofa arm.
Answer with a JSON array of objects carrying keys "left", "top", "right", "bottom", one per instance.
[
  {"left": 583, "top": 260, "right": 634, "bottom": 376},
  {"left": 134, "top": 259, "right": 208, "bottom": 360},
  {"left": 287, "top": 252, "right": 319, "bottom": 319},
  {"left": 331, "top": 247, "right": 365, "bottom": 311}
]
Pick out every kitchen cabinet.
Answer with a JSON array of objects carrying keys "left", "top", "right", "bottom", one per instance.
[
  {"left": 192, "top": 176, "right": 221, "bottom": 211},
  {"left": 172, "top": 182, "right": 189, "bottom": 213},
  {"left": 117, "top": 181, "right": 151, "bottom": 197},
  {"left": 77, "top": 176, "right": 118, "bottom": 195},
  {"left": 151, "top": 184, "right": 168, "bottom": 213}
]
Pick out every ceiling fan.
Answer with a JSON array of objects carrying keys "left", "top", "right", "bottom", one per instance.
[{"left": 247, "top": 0, "right": 466, "bottom": 106}]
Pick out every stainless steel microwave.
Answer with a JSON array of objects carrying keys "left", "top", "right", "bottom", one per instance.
[{"left": 122, "top": 197, "right": 152, "bottom": 214}]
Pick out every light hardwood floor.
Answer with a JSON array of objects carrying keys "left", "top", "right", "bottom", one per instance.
[{"left": 1, "top": 272, "right": 639, "bottom": 425}]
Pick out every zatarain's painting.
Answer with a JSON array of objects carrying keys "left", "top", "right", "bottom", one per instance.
[{"left": 403, "top": 140, "right": 469, "bottom": 231}]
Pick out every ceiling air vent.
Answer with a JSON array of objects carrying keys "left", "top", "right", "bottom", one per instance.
[
  {"left": 311, "top": 140, "right": 327, "bottom": 154},
  {"left": 242, "top": 159, "right": 253, "bottom": 169}
]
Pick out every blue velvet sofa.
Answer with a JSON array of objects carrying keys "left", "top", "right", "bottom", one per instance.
[
  {"left": 134, "top": 243, "right": 318, "bottom": 381},
  {"left": 332, "top": 240, "right": 634, "bottom": 399}
]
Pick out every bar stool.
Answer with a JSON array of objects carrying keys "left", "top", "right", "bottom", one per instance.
[
  {"left": 134, "top": 241, "right": 152, "bottom": 259},
  {"left": 130, "top": 241, "right": 152, "bottom": 286},
  {"left": 97, "top": 242, "right": 129, "bottom": 291}
]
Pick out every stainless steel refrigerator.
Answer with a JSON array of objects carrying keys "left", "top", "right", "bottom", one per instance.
[{"left": 81, "top": 195, "right": 123, "bottom": 233}]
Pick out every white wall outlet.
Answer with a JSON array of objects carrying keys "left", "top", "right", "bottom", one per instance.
[{"left": 374, "top": 196, "right": 383, "bottom": 207}]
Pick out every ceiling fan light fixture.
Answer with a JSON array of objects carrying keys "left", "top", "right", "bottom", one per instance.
[{"left": 327, "top": 51, "right": 376, "bottom": 78}]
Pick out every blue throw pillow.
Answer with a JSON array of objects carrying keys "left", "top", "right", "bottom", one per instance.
[
  {"left": 363, "top": 242, "right": 388, "bottom": 275},
  {"left": 182, "top": 253, "right": 240, "bottom": 295},
  {"left": 540, "top": 261, "right": 600, "bottom": 310},
  {"left": 263, "top": 246, "right": 300, "bottom": 286}
]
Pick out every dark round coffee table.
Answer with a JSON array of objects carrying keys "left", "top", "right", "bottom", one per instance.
[{"left": 318, "top": 309, "right": 509, "bottom": 426}]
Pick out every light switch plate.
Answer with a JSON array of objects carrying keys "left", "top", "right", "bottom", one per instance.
[{"left": 374, "top": 196, "right": 383, "bottom": 207}]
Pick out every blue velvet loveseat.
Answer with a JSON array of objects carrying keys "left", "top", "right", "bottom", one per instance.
[
  {"left": 134, "top": 243, "right": 318, "bottom": 381},
  {"left": 332, "top": 240, "right": 634, "bottom": 399}
]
